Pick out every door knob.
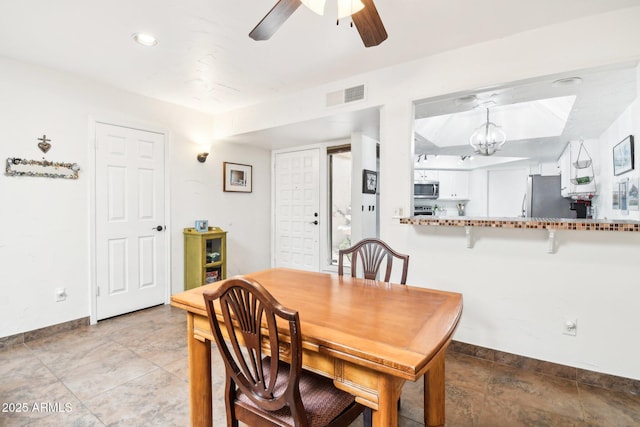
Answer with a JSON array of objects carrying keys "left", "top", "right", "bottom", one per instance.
[
  {"left": 153, "top": 225, "right": 164, "bottom": 231},
  {"left": 310, "top": 220, "right": 318, "bottom": 225}
]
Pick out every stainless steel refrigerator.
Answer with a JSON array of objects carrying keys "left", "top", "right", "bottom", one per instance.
[{"left": 524, "top": 175, "right": 573, "bottom": 218}]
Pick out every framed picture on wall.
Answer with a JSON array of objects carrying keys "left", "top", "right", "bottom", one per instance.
[
  {"left": 362, "top": 169, "right": 377, "bottom": 194},
  {"left": 612, "top": 184, "right": 620, "bottom": 210},
  {"left": 620, "top": 180, "right": 629, "bottom": 215},
  {"left": 629, "top": 177, "right": 639, "bottom": 211},
  {"left": 613, "top": 135, "right": 634, "bottom": 176},
  {"left": 223, "top": 162, "right": 252, "bottom": 192}
]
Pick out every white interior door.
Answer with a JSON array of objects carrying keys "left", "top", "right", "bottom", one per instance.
[
  {"left": 274, "top": 149, "right": 320, "bottom": 271},
  {"left": 95, "top": 123, "right": 166, "bottom": 320}
]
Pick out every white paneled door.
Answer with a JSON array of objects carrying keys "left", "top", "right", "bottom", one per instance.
[
  {"left": 274, "top": 149, "right": 320, "bottom": 271},
  {"left": 95, "top": 123, "right": 166, "bottom": 320}
]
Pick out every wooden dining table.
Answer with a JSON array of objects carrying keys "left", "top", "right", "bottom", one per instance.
[{"left": 170, "top": 267, "right": 463, "bottom": 427}]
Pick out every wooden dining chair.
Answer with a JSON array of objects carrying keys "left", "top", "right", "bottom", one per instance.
[
  {"left": 338, "top": 238, "right": 410, "bottom": 426},
  {"left": 203, "top": 277, "right": 365, "bottom": 427},
  {"left": 338, "top": 238, "right": 409, "bottom": 284}
]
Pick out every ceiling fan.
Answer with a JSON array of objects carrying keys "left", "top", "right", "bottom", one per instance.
[{"left": 249, "top": 0, "right": 388, "bottom": 47}]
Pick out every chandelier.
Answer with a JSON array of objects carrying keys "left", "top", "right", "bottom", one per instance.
[
  {"left": 301, "top": 0, "right": 365, "bottom": 19},
  {"left": 469, "top": 107, "right": 506, "bottom": 156}
]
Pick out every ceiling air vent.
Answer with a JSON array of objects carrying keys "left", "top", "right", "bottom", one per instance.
[{"left": 326, "top": 84, "right": 366, "bottom": 107}]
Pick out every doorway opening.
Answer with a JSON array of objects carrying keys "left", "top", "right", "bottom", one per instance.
[{"left": 328, "top": 144, "right": 352, "bottom": 265}]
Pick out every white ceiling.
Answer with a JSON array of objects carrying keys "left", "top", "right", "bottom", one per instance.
[
  {"left": 220, "top": 106, "right": 382, "bottom": 149},
  {"left": 1, "top": 1, "right": 639, "bottom": 153},
  {"left": 0, "top": 0, "right": 638, "bottom": 117},
  {"left": 413, "top": 62, "right": 638, "bottom": 165},
  {"left": 415, "top": 96, "right": 576, "bottom": 149}
]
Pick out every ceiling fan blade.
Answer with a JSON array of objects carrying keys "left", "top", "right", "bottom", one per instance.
[
  {"left": 249, "top": 0, "right": 302, "bottom": 41},
  {"left": 351, "top": 0, "right": 388, "bottom": 47}
]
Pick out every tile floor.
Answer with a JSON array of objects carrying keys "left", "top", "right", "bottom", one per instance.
[{"left": 2, "top": 304, "right": 640, "bottom": 426}]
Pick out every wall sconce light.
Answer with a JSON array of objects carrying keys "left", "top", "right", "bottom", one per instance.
[
  {"left": 196, "top": 143, "right": 212, "bottom": 163},
  {"left": 197, "top": 152, "right": 209, "bottom": 163}
]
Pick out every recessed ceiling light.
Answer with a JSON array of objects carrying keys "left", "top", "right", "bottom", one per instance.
[
  {"left": 455, "top": 95, "right": 477, "bottom": 106},
  {"left": 132, "top": 32, "right": 158, "bottom": 47},
  {"left": 551, "top": 77, "right": 582, "bottom": 88}
]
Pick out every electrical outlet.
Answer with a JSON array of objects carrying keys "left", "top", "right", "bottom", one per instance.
[
  {"left": 55, "top": 288, "right": 67, "bottom": 302},
  {"left": 562, "top": 317, "right": 577, "bottom": 336}
]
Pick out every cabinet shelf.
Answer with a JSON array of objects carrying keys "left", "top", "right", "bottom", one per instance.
[{"left": 184, "top": 227, "right": 227, "bottom": 290}]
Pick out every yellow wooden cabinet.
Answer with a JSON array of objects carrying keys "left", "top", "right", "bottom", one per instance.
[{"left": 184, "top": 227, "right": 227, "bottom": 290}]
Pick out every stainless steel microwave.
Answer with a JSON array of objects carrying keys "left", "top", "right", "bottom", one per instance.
[{"left": 414, "top": 181, "right": 439, "bottom": 199}]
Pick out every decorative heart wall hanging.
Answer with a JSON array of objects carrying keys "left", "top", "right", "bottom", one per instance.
[
  {"left": 37, "top": 135, "right": 51, "bottom": 153},
  {"left": 38, "top": 141, "right": 51, "bottom": 153}
]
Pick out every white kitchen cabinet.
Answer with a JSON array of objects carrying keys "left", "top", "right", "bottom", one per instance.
[
  {"left": 414, "top": 169, "right": 439, "bottom": 183},
  {"left": 438, "top": 171, "right": 470, "bottom": 200}
]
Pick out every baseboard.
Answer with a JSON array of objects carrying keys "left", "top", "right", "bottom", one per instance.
[
  {"left": 449, "top": 340, "right": 640, "bottom": 396},
  {"left": 0, "top": 317, "right": 89, "bottom": 351}
]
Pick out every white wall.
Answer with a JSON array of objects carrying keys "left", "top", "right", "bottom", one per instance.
[
  {"left": 212, "top": 7, "right": 640, "bottom": 380},
  {"left": 171, "top": 141, "right": 272, "bottom": 283},
  {"left": 0, "top": 56, "right": 271, "bottom": 338},
  {"left": 466, "top": 169, "right": 488, "bottom": 216},
  {"left": 350, "top": 133, "right": 379, "bottom": 243}
]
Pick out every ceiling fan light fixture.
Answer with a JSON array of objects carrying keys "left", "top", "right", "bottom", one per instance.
[
  {"left": 301, "top": 0, "right": 326, "bottom": 15},
  {"left": 250, "top": 0, "right": 386, "bottom": 47},
  {"left": 469, "top": 108, "right": 507, "bottom": 156},
  {"left": 337, "top": 0, "right": 365, "bottom": 19}
]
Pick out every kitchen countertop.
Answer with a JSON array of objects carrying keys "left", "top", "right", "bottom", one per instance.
[{"left": 400, "top": 216, "right": 640, "bottom": 232}]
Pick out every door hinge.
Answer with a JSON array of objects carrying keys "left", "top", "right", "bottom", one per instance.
[{"left": 96, "top": 286, "right": 100, "bottom": 297}]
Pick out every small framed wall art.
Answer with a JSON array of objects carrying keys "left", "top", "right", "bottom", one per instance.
[
  {"left": 619, "top": 180, "right": 629, "bottom": 215},
  {"left": 362, "top": 169, "right": 377, "bottom": 194},
  {"left": 195, "top": 220, "right": 208, "bottom": 232},
  {"left": 224, "top": 162, "right": 252, "bottom": 193},
  {"left": 628, "top": 177, "right": 639, "bottom": 211},
  {"left": 613, "top": 135, "right": 634, "bottom": 176}
]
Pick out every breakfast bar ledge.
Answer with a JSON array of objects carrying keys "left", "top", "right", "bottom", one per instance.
[{"left": 400, "top": 216, "right": 640, "bottom": 253}]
